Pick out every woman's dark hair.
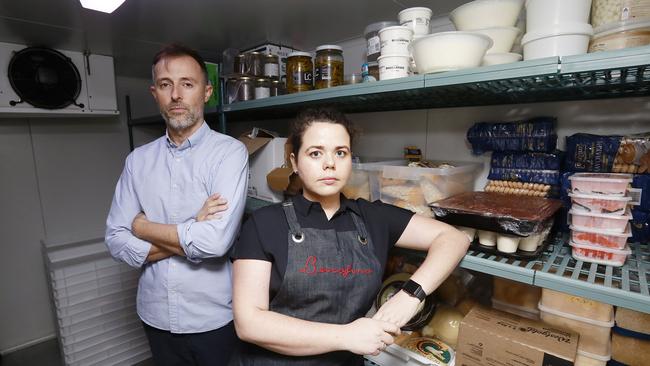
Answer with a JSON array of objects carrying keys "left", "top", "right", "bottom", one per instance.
[
  {"left": 152, "top": 43, "right": 209, "bottom": 84},
  {"left": 289, "top": 108, "right": 357, "bottom": 157}
]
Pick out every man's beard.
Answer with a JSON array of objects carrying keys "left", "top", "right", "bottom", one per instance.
[{"left": 162, "top": 105, "right": 199, "bottom": 132}]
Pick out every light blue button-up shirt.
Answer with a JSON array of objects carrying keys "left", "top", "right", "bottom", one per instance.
[{"left": 105, "top": 121, "right": 248, "bottom": 333}]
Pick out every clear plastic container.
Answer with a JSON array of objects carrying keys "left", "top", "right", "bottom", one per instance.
[
  {"left": 590, "top": 0, "right": 650, "bottom": 29},
  {"left": 539, "top": 301, "right": 614, "bottom": 357},
  {"left": 379, "top": 161, "right": 481, "bottom": 216},
  {"left": 575, "top": 349, "right": 610, "bottom": 366},
  {"left": 569, "top": 209, "right": 631, "bottom": 233},
  {"left": 342, "top": 159, "right": 403, "bottom": 201},
  {"left": 570, "top": 241, "right": 631, "bottom": 267},
  {"left": 540, "top": 288, "right": 614, "bottom": 323},
  {"left": 569, "top": 192, "right": 631, "bottom": 215},
  {"left": 491, "top": 298, "right": 540, "bottom": 320},
  {"left": 569, "top": 173, "right": 632, "bottom": 196},
  {"left": 493, "top": 277, "right": 541, "bottom": 311},
  {"left": 570, "top": 224, "right": 631, "bottom": 249},
  {"left": 589, "top": 19, "right": 650, "bottom": 52}
]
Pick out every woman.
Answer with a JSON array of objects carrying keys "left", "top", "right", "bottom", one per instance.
[{"left": 230, "top": 108, "right": 470, "bottom": 365}]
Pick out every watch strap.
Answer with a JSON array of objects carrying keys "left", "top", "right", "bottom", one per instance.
[{"left": 401, "top": 279, "right": 427, "bottom": 302}]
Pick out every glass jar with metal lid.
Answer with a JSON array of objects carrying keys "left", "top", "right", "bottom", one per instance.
[
  {"left": 237, "top": 76, "right": 255, "bottom": 101},
  {"left": 245, "top": 51, "right": 264, "bottom": 77},
  {"left": 270, "top": 80, "right": 285, "bottom": 96},
  {"left": 254, "top": 78, "right": 271, "bottom": 99},
  {"left": 233, "top": 54, "right": 246, "bottom": 75},
  {"left": 286, "top": 51, "right": 313, "bottom": 94},
  {"left": 314, "top": 45, "right": 344, "bottom": 89},
  {"left": 263, "top": 54, "right": 280, "bottom": 79}
]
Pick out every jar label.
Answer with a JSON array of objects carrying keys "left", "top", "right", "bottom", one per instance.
[
  {"left": 368, "top": 36, "right": 381, "bottom": 55},
  {"left": 264, "top": 63, "right": 279, "bottom": 77},
  {"left": 315, "top": 66, "right": 332, "bottom": 81},
  {"left": 292, "top": 71, "right": 313, "bottom": 85},
  {"left": 255, "top": 86, "right": 270, "bottom": 99}
]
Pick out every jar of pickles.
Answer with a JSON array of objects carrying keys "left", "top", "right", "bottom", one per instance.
[
  {"left": 286, "top": 51, "right": 313, "bottom": 93},
  {"left": 314, "top": 45, "right": 344, "bottom": 89}
]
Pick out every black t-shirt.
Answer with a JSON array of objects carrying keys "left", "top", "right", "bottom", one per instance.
[{"left": 232, "top": 194, "right": 414, "bottom": 299}]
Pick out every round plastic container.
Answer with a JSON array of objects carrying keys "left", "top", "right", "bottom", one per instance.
[
  {"left": 450, "top": 0, "right": 524, "bottom": 31},
  {"left": 570, "top": 224, "right": 631, "bottom": 249},
  {"left": 539, "top": 301, "right": 615, "bottom": 357},
  {"left": 398, "top": 7, "right": 433, "bottom": 36},
  {"left": 570, "top": 241, "right": 631, "bottom": 267},
  {"left": 591, "top": 0, "right": 650, "bottom": 29},
  {"left": 410, "top": 31, "right": 493, "bottom": 74},
  {"left": 482, "top": 52, "right": 522, "bottom": 66},
  {"left": 569, "top": 173, "right": 633, "bottom": 196},
  {"left": 365, "top": 21, "right": 399, "bottom": 62},
  {"left": 522, "top": 23, "right": 594, "bottom": 60},
  {"left": 473, "top": 26, "right": 521, "bottom": 53},
  {"left": 589, "top": 19, "right": 650, "bottom": 52},
  {"left": 496, "top": 233, "right": 520, "bottom": 253},
  {"left": 569, "top": 209, "right": 631, "bottom": 233},
  {"left": 477, "top": 230, "right": 497, "bottom": 246},
  {"left": 525, "top": 0, "right": 592, "bottom": 33},
  {"left": 569, "top": 192, "right": 631, "bottom": 215},
  {"left": 378, "top": 26, "right": 413, "bottom": 56},
  {"left": 377, "top": 54, "right": 411, "bottom": 80}
]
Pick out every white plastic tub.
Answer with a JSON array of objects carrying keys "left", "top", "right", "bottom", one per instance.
[
  {"left": 398, "top": 7, "right": 433, "bottom": 36},
  {"left": 477, "top": 230, "right": 497, "bottom": 246},
  {"left": 378, "top": 54, "right": 411, "bottom": 80},
  {"left": 482, "top": 52, "right": 522, "bottom": 66},
  {"left": 365, "top": 21, "right": 399, "bottom": 62},
  {"left": 569, "top": 192, "right": 631, "bottom": 215},
  {"left": 569, "top": 173, "right": 632, "bottom": 196},
  {"left": 570, "top": 224, "right": 631, "bottom": 249},
  {"left": 569, "top": 209, "right": 631, "bottom": 233},
  {"left": 450, "top": 0, "right": 524, "bottom": 31},
  {"left": 526, "top": 0, "right": 592, "bottom": 32},
  {"left": 496, "top": 233, "right": 520, "bottom": 253},
  {"left": 522, "top": 23, "right": 594, "bottom": 60},
  {"left": 589, "top": 19, "right": 650, "bottom": 52},
  {"left": 570, "top": 241, "right": 631, "bottom": 266},
  {"left": 379, "top": 26, "right": 413, "bottom": 56},
  {"left": 410, "top": 31, "right": 492, "bottom": 74},
  {"left": 473, "top": 26, "right": 521, "bottom": 53}
]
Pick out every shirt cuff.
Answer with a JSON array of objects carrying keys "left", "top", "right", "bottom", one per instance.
[
  {"left": 126, "top": 236, "right": 152, "bottom": 268},
  {"left": 177, "top": 219, "right": 202, "bottom": 264}
]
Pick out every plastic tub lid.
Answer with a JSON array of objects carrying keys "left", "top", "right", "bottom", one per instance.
[
  {"left": 594, "top": 19, "right": 650, "bottom": 38},
  {"left": 364, "top": 21, "right": 399, "bottom": 36},
  {"left": 522, "top": 22, "right": 594, "bottom": 45},
  {"left": 538, "top": 301, "right": 615, "bottom": 327},
  {"left": 288, "top": 51, "right": 312, "bottom": 58},
  {"left": 398, "top": 7, "right": 433, "bottom": 18},
  {"left": 568, "top": 208, "right": 632, "bottom": 220},
  {"left": 577, "top": 349, "right": 612, "bottom": 362},
  {"left": 568, "top": 192, "right": 632, "bottom": 202},
  {"left": 315, "top": 44, "right": 343, "bottom": 52},
  {"left": 568, "top": 173, "right": 633, "bottom": 184},
  {"left": 570, "top": 224, "right": 632, "bottom": 237},
  {"left": 569, "top": 240, "right": 632, "bottom": 256}
]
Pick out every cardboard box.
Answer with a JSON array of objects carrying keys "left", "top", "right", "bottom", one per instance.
[
  {"left": 238, "top": 128, "right": 288, "bottom": 202},
  {"left": 456, "top": 306, "right": 578, "bottom": 366}
]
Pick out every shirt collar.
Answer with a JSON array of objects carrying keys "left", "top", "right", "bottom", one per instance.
[
  {"left": 166, "top": 121, "right": 209, "bottom": 150},
  {"left": 292, "top": 193, "right": 361, "bottom": 217}
]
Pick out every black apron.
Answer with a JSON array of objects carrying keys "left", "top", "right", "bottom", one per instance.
[{"left": 233, "top": 200, "right": 383, "bottom": 366}]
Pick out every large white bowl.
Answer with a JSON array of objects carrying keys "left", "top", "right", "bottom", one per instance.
[
  {"left": 482, "top": 52, "right": 522, "bottom": 65},
  {"left": 410, "top": 31, "right": 493, "bottom": 74},
  {"left": 526, "top": 0, "right": 592, "bottom": 33},
  {"left": 522, "top": 23, "right": 593, "bottom": 60},
  {"left": 450, "top": 0, "right": 524, "bottom": 31},
  {"left": 473, "top": 26, "right": 521, "bottom": 53}
]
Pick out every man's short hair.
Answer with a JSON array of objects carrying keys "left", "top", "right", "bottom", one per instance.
[{"left": 152, "top": 43, "right": 209, "bottom": 84}]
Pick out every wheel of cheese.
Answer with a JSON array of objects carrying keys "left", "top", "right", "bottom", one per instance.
[{"left": 402, "top": 337, "right": 455, "bottom": 365}]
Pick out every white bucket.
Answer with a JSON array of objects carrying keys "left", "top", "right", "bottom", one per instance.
[
  {"left": 526, "top": 0, "right": 592, "bottom": 33},
  {"left": 379, "top": 26, "right": 413, "bottom": 56},
  {"left": 522, "top": 22, "right": 593, "bottom": 60},
  {"left": 377, "top": 54, "right": 411, "bottom": 80},
  {"left": 398, "top": 7, "right": 433, "bottom": 36}
]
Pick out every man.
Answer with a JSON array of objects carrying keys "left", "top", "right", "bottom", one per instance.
[{"left": 105, "top": 43, "right": 248, "bottom": 365}]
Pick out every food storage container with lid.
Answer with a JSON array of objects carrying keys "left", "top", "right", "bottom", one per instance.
[
  {"left": 522, "top": 22, "right": 594, "bottom": 60},
  {"left": 377, "top": 54, "right": 411, "bottom": 80},
  {"left": 569, "top": 192, "right": 631, "bottom": 215},
  {"left": 286, "top": 52, "right": 313, "bottom": 93},
  {"left": 314, "top": 45, "right": 344, "bottom": 89},
  {"left": 540, "top": 288, "right": 614, "bottom": 322},
  {"left": 398, "top": 7, "right": 433, "bottom": 36},
  {"left": 589, "top": 19, "right": 650, "bottom": 52},
  {"left": 570, "top": 241, "right": 631, "bottom": 266},
  {"left": 591, "top": 0, "right": 650, "bottom": 29},
  {"left": 570, "top": 224, "right": 631, "bottom": 249},
  {"left": 364, "top": 21, "right": 399, "bottom": 62},
  {"left": 569, "top": 208, "right": 631, "bottom": 232},
  {"left": 569, "top": 173, "right": 633, "bottom": 196},
  {"left": 379, "top": 26, "right": 413, "bottom": 56},
  {"left": 525, "top": 0, "right": 592, "bottom": 33}
]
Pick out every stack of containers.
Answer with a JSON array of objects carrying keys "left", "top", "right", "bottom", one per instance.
[
  {"left": 568, "top": 173, "right": 634, "bottom": 266},
  {"left": 363, "top": 21, "right": 398, "bottom": 81},
  {"left": 589, "top": 0, "right": 650, "bottom": 52},
  {"left": 522, "top": 0, "right": 594, "bottom": 60},
  {"left": 449, "top": 0, "right": 525, "bottom": 66},
  {"left": 538, "top": 288, "right": 614, "bottom": 365},
  {"left": 377, "top": 24, "right": 413, "bottom": 80}
]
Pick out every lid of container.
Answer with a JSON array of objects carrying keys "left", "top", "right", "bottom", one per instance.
[
  {"left": 570, "top": 223, "right": 632, "bottom": 237},
  {"left": 594, "top": 19, "right": 650, "bottom": 38},
  {"left": 577, "top": 349, "right": 612, "bottom": 362},
  {"left": 569, "top": 240, "right": 632, "bottom": 256},
  {"left": 522, "top": 22, "right": 594, "bottom": 45},
  {"left": 316, "top": 44, "right": 343, "bottom": 52},
  {"left": 364, "top": 21, "right": 399, "bottom": 36},
  {"left": 256, "top": 78, "right": 269, "bottom": 82},
  {"left": 568, "top": 208, "right": 632, "bottom": 220},
  {"left": 569, "top": 173, "right": 633, "bottom": 183},
  {"left": 569, "top": 192, "right": 632, "bottom": 202},
  {"left": 398, "top": 7, "right": 433, "bottom": 18},
  {"left": 248, "top": 51, "right": 263, "bottom": 55},
  {"left": 238, "top": 76, "right": 254, "bottom": 80},
  {"left": 264, "top": 53, "right": 279, "bottom": 60},
  {"left": 378, "top": 25, "right": 414, "bottom": 36},
  {"left": 271, "top": 80, "right": 281, "bottom": 84},
  {"left": 538, "top": 300, "right": 616, "bottom": 327},
  {"left": 411, "top": 31, "right": 494, "bottom": 50},
  {"left": 288, "top": 51, "right": 312, "bottom": 58}
]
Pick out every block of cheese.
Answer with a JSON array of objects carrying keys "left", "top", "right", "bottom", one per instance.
[
  {"left": 615, "top": 307, "right": 650, "bottom": 334},
  {"left": 493, "top": 277, "right": 541, "bottom": 311},
  {"left": 612, "top": 332, "right": 650, "bottom": 366}
]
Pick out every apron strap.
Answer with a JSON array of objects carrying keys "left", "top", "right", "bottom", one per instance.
[
  {"left": 349, "top": 211, "right": 369, "bottom": 245},
  {"left": 281, "top": 200, "right": 305, "bottom": 243}
]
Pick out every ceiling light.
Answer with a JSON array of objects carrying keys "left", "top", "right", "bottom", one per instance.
[{"left": 80, "top": 0, "right": 126, "bottom": 13}]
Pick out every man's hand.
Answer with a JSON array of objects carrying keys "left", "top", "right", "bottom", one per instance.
[
  {"left": 196, "top": 194, "right": 228, "bottom": 222},
  {"left": 146, "top": 245, "right": 176, "bottom": 263},
  {"left": 132, "top": 212, "right": 148, "bottom": 239}
]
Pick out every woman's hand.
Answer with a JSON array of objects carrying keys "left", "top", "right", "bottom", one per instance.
[
  {"left": 372, "top": 290, "right": 421, "bottom": 328},
  {"left": 196, "top": 194, "right": 228, "bottom": 221},
  {"left": 341, "top": 318, "right": 400, "bottom": 356}
]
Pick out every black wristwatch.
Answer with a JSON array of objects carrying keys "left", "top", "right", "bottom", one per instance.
[{"left": 401, "top": 279, "right": 427, "bottom": 302}]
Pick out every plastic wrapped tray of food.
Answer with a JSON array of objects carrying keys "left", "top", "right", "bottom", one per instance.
[
  {"left": 467, "top": 223, "right": 553, "bottom": 259},
  {"left": 569, "top": 192, "right": 631, "bottom": 215},
  {"left": 431, "top": 192, "right": 563, "bottom": 236},
  {"left": 570, "top": 241, "right": 631, "bottom": 267},
  {"left": 569, "top": 208, "right": 631, "bottom": 233},
  {"left": 569, "top": 173, "right": 633, "bottom": 196},
  {"left": 379, "top": 160, "right": 481, "bottom": 216},
  {"left": 570, "top": 224, "right": 631, "bottom": 249}
]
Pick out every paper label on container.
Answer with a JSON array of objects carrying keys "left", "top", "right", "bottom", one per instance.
[
  {"left": 254, "top": 87, "right": 270, "bottom": 99},
  {"left": 367, "top": 36, "right": 381, "bottom": 56},
  {"left": 264, "top": 63, "right": 279, "bottom": 77}
]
